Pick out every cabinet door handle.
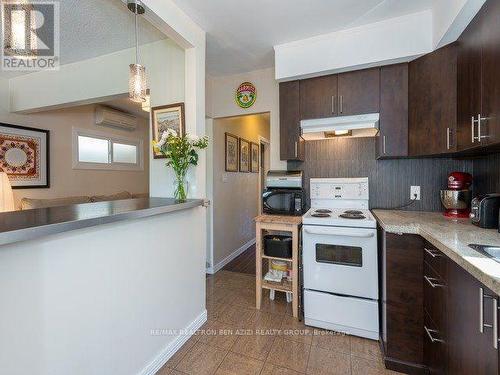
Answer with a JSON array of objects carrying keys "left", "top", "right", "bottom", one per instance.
[
  {"left": 424, "top": 326, "right": 444, "bottom": 343},
  {"left": 424, "top": 276, "right": 445, "bottom": 288},
  {"left": 447, "top": 128, "right": 451, "bottom": 150},
  {"left": 331, "top": 96, "right": 335, "bottom": 114},
  {"left": 472, "top": 115, "right": 477, "bottom": 143},
  {"left": 478, "top": 113, "right": 482, "bottom": 142},
  {"left": 493, "top": 298, "right": 498, "bottom": 349},
  {"left": 383, "top": 135, "right": 386, "bottom": 155},
  {"left": 339, "top": 95, "right": 343, "bottom": 114},
  {"left": 480, "top": 287, "right": 495, "bottom": 333},
  {"left": 294, "top": 141, "right": 298, "bottom": 158},
  {"left": 424, "top": 247, "right": 442, "bottom": 258},
  {"left": 477, "top": 113, "right": 491, "bottom": 142}
]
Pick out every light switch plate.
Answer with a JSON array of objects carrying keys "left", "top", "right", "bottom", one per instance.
[{"left": 411, "top": 186, "right": 421, "bottom": 200}]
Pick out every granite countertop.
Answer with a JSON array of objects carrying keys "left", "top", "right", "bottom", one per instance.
[
  {"left": 0, "top": 198, "right": 204, "bottom": 247},
  {"left": 373, "top": 209, "right": 500, "bottom": 295}
]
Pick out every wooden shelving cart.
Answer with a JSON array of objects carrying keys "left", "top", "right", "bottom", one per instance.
[{"left": 255, "top": 214, "right": 301, "bottom": 318}]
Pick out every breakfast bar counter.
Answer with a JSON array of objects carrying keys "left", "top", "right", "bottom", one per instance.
[
  {"left": 0, "top": 197, "right": 204, "bottom": 246},
  {"left": 373, "top": 209, "right": 500, "bottom": 295}
]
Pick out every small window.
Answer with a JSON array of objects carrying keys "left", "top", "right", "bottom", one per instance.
[
  {"left": 73, "top": 129, "right": 143, "bottom": 171},
  {"left": 112, "top": 142, "right": 137, "bottom": 164},
  {"left": 78, "top": 136, "right": 110, "bottom": 164}
]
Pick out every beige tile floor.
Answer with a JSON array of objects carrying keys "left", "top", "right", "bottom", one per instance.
[{"left": 157, "top": 270, "right": 399, "bottom": 375}]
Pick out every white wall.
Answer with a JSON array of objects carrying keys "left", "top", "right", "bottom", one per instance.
[
  {"left": 8, "top": 40, "right": 184, "bottom": 113},
  {"left": 432, "top": 0, "right": 486, "bottom": 48},
  {"left": 0, "top": 208, "right": 206, "bottom": 375},
  {"left": 274, "top": 11, "right": 433, "bottom": 81},
  {"left": 206, "top": 67, "right": 286, "bottom": 171}
]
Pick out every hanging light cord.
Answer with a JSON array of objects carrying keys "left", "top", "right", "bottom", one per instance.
[{"left": 134, "top": 4, "right": 139, "bottom": 65}]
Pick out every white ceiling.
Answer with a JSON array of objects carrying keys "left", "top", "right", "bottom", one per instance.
[
  {"left": 1, "top": 0, "right": 167, "bottom": 78},
  {"left": 171, "top": 0, "right": 434, "bottom": 76}
]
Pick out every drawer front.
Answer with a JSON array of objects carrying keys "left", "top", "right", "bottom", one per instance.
[
  {"left": 423, "top": 242, "right": 447, "bottom": 279},
  {"left": 424, "top": 311, "right": 447, "bottom": 375},
  {"left": 424, "top": 261, "right": 447, "bottom": 332}
]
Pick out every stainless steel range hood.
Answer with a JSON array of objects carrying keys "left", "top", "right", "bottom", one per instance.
[{"left": 300, "top": 113, "right": 380, "bottom": 140}]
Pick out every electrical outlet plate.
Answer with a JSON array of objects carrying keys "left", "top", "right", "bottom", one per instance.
[{"left": 411, "top": 186, "right": 421, "bottom": 201}]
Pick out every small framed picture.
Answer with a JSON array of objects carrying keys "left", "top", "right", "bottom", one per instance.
[
  {"left": 151, "top": 102, "right": 185, "bottom": 159},
  {"left": 0, "top": 123, "right": 50, "bottom": 188},
  {"left": 225, "top": 133, "right": 239, "bottom": 172},
  {"left": 239, "top": 138, "right": 250, "bottom": 173},
  {"left": 250, "top": 142, "right": 259, "bottom": 173}
]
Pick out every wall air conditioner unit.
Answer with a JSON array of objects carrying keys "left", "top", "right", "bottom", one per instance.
[{"left": 95, "top": 106, "right": 138, "bottom": 131}]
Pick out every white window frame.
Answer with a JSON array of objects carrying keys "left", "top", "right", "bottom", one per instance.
[{"left": 72, "top": 128, "right": 144, "bottom": 171}]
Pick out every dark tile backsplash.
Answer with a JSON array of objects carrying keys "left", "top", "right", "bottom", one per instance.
[
  {"left": 287, "top": 138, "right": 475, "bottom": 211},
  {"left": 473, "top": 153, "right": 500, "bottom": 195}
]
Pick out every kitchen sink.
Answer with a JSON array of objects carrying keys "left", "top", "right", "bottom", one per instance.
[{"left": 469, "top": 244, "right": 500, "bottom": 263}]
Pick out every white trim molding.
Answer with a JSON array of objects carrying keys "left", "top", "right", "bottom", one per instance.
[
  {"left": 207, "top": 238, "right": 256, "bottom": 275},
  {"left": 139, "top": 309, "right": 207, "bottom": 375}
]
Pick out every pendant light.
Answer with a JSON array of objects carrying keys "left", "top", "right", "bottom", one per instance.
[{"left": 128, "top": 0, "right": 147, "bottom": 103}]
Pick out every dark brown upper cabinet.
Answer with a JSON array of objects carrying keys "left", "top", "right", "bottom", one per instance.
[
  {"left": 409, "top": 43, "right": 458, "bottom": 156},
  {"left": 279, "top": 80, "right": 304, "bottom": 161},
  {"left": 479, "top": 0, "right": 500, "bottom": 146},
  {"left": 299, "top": 68, "right": 380, "bottom": 120},
  {"left": 299, "top": 75, "right": 338, "bottom": 120},
  {"left": 457, "top": 0, "right": 500, "bottom": 150},
  {"left": 376, "top": 63, "right": 408, "bottom": 159},
  {"left": 337, "top": 68, "right": 380, "bottom": 116}
]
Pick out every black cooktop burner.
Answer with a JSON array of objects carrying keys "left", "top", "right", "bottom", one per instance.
[
  {"left": 311, "top": 213, "right": 331, "bottom": 218},
  {"left": 314, "top": 209, "right": 332, "bottom": 214},
  {"left": 339, "top": 213, "right": 366, "bottom": 220},
  {"left": 344, "top": 210, "right": 363, "bottom": 215}
]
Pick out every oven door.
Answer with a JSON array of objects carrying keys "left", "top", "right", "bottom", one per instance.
[{"left": 302, "top": 225, "right": 378, "bottom": 300}]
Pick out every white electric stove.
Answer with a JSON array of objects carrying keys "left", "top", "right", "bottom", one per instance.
[{"left": 302, "top": 177, "right": 379, "bottom": 340}]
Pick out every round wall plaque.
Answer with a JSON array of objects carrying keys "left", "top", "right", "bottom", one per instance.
[{"left": 235, "top": 82, "right": 257, "bottom": 108}]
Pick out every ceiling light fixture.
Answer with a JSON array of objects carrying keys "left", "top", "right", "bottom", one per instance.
[{"left": 127, "top": 0, "right": 147, "bottom": 103}]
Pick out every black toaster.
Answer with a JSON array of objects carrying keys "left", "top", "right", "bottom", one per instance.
[{"left": 470, "top": 194, "right": 500, "bottom": 229}]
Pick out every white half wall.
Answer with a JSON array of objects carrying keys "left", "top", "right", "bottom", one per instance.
[
  {"left": 274, "top": 11, "right": 433, "bottom": 81},
  {"left": 206, "top": 68, "right": 286, "bottom": 171},
  {"left": 0, "top": 209, "right": 206, "bottom": 375}
]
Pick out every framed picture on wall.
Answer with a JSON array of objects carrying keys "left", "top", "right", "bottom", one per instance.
[
  {"left": 0, "top": 123, "right": 50, "bottom": 188},
  {"left": 151, "top": 102, "right": 185, "bottom": 159},
  {"left": 225, "top": 133, "right": 239, "bottom": 172},
  {"left": 250, "top": 142, "right": 259, "bottom": 173},
  {"left": 239, "top": 138, "right": 250, "bottom": 173}
]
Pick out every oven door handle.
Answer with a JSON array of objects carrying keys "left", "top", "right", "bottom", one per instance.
[{"left": 304, "top": 227, "right": 375, "bottom": 238}]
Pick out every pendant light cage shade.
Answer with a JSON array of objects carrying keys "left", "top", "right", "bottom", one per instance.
[
  {"left": 129, "top": 63, "right": 147, "bottom": 103},
  {"left": 128, "top": 0, "right": 147, "bottom": 103}
]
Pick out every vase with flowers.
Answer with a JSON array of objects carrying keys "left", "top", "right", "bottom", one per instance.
[{"left": 152, "top": 129, "right": 208, "bottom": 202}]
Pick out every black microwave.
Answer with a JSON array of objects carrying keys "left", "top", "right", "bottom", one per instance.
[{"left": 262, "top": 188, "right": 304, "bottom": 216}]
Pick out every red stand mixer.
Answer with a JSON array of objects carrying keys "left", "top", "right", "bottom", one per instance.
[{"left": 440, "top": 172, "right": 473, "bottom": 218}]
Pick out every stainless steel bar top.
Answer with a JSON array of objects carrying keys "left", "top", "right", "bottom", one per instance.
[{"left": 0, "top": 198, "right": 204, "bottom": 246}]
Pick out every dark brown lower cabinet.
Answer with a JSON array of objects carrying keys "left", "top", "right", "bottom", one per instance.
[
  {"left": 447, "top": 260, "right": 498, "bottom": 375},
  {"left": 423, "top": 244, "right": 448, "bottom": 375},
  {"left": 380, "top": 231, "right": 427, "bottom": 374},
  {"left": 380, "top": 230, "right": 500, "bottom": 375}
]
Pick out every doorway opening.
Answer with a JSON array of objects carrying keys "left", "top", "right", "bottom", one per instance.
[{"left": 206, "top": 112, "right": 270, "bottom": 274}]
